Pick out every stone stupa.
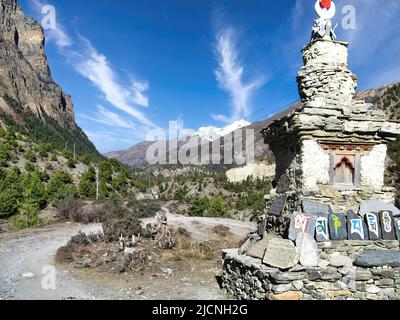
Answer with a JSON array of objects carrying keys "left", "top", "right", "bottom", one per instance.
[{"left": 261, "top": 0, "right": 400, "bottom": 234}]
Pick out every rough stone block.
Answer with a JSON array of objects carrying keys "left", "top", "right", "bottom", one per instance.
[{"left": 263, "top": 238, "right": 299, "bottom": 270}]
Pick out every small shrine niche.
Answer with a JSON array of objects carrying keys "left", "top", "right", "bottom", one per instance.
[{"left": 333, "top": 155, "right": 355, "bottom": 186}]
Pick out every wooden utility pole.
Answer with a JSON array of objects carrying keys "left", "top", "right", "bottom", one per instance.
[
  {"left": 73, "top": 142, "right": 76, "bottom": 160},
  {"left": 95, "top": 166, "right": 99, "bottom": 200}
]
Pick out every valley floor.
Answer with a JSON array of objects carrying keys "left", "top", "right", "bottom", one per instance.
[{"left": 0, "top": 214, "right": 255, "bottom": 300}]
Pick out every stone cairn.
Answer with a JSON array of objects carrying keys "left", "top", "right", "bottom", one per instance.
[{"left": 221, "top": 0, "right": 400, "bottom": 300}]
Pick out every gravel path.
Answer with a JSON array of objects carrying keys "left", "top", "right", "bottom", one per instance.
[{"left": 0, "top": 214, "right": 256, "bottom": 300}]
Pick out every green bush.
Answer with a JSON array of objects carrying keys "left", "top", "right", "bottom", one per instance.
[
  {"left": 79, "top": 166, "right": 96, "bottom": 198},
  {"left": 174, "top": 186, "right": 189, "bottom": 200},
  {"left": 0, "top": 167, "right": 22, "bottom": 217},
  {"left": 24, "top": 161, "right": 35, "bottom": 172},
  {"left": 205, "top": 196, "right": 228, "bottom": 218},
  {"left": 48, "top": 171, "right": 77, "bottom": 201},
  {"left": 24, "top": 149, "right": 36, "bottom": 162},
  {"left": 10, "top": 212, "right": 47, "bottom": 230},
  {"left": 188, "top": 197, "right": 208, "bottom": 217},
  {"left": 67, "top": 158, "right": 76, "bottom": 169},
  {"left": 20, "top": 171, "right": 48, "bottom": 211}
]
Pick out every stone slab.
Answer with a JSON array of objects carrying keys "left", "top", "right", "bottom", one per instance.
[
  {"left": 379, "top": 211, "right": 397, "bottom": 241},
  {"left": 263, "top": 238, "right": 299, "bottom": 270},
  {"left": 395, "top": 217, "right": 400, "bottom": 241},
  {"left": 347, "top": 210, "right": 368, "bottom": 240},
  {"left": 296, "top": 232, "right": 320, "bottom": 268},
  {"left": 315, "top": 216, "right": 330, "bottom": 242},
  {"left": 328, "top": 213, "right": 347, "bottom": 241},
  {"left": 359, "top": 200, "right": 400, "bottom": 217},
  {"left": 354, "top": 250, "right": 400, "bottom": 268},
  {"left": 365, "top": 212, "right": 382, "bottom": 240},
  {"left": 246, "top": 236, "right": 271, "bottom": 259},
  {"left": 288, "top": 213, "right": 317, "bottom": 241},
  {"left": 302, "top": 200, "right": 333, "bottom": 216},
  {"left": 267, "top": 195, "right": 287, "bottom": 217}
]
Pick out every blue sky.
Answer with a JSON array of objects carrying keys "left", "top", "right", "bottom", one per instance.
[{"left": 19, "top": 0, "right": 400, "bottom": 153}]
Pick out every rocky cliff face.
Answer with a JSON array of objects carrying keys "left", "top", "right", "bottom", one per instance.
[{"left": 0, "top": 0, "right": 99, "bottom": 158}]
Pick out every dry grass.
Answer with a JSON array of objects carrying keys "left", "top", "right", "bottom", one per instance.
[
  {"left": 162, "top": 232, "right": 213, "bottom": 262},
  {"left": 211, "top": 224, "right": 232, "bottom": 237}
]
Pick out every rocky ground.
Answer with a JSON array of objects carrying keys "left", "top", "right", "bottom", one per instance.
[{"left": 0, "top": 213, "right": 255, "bottom": 300}]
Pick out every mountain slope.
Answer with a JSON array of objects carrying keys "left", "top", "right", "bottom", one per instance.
[
  {"left": 0, "top": 0, "right": 100, "bottom": 158},
  {"left": 108, "top": 83, "right": 400, "bottom": 169}
]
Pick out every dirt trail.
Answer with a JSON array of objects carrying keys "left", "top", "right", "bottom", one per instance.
[{"left": 0, "top": 214, "right": 255, "bottom": 300}]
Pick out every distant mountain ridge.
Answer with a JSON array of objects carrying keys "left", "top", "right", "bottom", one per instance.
[
  {"left": 107, "top": 82, "right": 400, "bottom": 168},
  {"left": 196, "top": 119, "right": 251, "bottom": 141}
]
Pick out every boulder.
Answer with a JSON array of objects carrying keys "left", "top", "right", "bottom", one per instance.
[
  {"left": 263, "top": 238, "right": 299, "bottom": 270},
  {"left": 329, "top": 252, "right": 353, "bottom": 267},
  {"left": 354, "top": 250, "right": 400, "bottom": 268},
  {"left": 296, "top": 232, "right": 320, "bottom": 267}
]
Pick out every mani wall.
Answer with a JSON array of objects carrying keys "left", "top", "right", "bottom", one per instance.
[{"left": 221, "top": 240, "right": 400, "bottom": 300}]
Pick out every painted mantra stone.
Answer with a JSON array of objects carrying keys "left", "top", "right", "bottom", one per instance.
[
  {"left": 395, "top": 218, "right": 400, "bottom": 241},
  {"left": 288, "top": 213, "right": 317, "bottom": 241},
  {"left": 328, "top": 213, "right": 347, "bottom": 241},
  {"left": 379, "top": 211, "right": 396, "bottom": 240},
  {"left": 366, "top": 212, "right": 382, "bottom": 240},
  {"left": 347, "top": 210, "right": 368, "bottom": 240},
  {"left": 315, "top": 216, "right": 330, "bottom": 242}
]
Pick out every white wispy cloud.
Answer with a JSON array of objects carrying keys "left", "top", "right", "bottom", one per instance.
[
  {"left": 31, "top": 0, "right": 72, "bottom": 49},
  {"left": 71, "top": 36, "right": 156, "bottom": 128},
  {"left": 78, "top": 105, "right": 135, "bottom": 129},
  {"left": 212, "top": 25, "right": 265, "bottom": 123},
  {"left": 29, "top": 0, "right": 158, "bottom": 146}
]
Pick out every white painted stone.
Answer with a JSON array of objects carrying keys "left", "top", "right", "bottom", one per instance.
[
  {"left": 296, "top": 232, "right": 320, "bottom": 268},
  {"left": 360, "top": 144, "right": 387, "bottom": 190},
  {"left": 300, "top": 140, "right": 330, "bottom": 190},
  {"left": 22, "top": 272, "right": 35, "bottom": 279}
]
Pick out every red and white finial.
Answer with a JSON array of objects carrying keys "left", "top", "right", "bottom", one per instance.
[
  {"left": 315, "top": 0, "right": 336, "bottom": 19},
  {"left": 320, "top": 0, "right": 332, "bottom": 10}
]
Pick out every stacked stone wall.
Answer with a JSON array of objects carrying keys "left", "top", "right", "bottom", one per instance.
[{"left": 222, "top": 241, "right": 400, "bottom": 300}]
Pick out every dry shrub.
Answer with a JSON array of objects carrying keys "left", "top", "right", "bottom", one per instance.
[
  {"left": 102, "top": 216, "right": 143, "bottom": 242},
  {"left": 176, "top": 227, "right": 190, "bottom": 237},
  {"left": 212, "top": 224, "right": 232, "bottom": 237},
  {"left": 56, "top": 199, "right": 108, "bottom": 223},
  {"left": 55, "top": 245, "right": 74, "bottom": 263},
  {"left": 126, "top": 199, "right": 162, "bottom": 219}
]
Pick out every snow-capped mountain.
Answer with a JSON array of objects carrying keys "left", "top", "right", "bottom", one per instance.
[{"left": 196, "top": 119, "right": 252, "bottom": 141}]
